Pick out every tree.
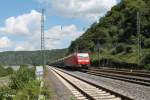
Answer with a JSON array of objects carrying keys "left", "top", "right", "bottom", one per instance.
[
  {"left": 144, "top": 39, "right": 150, "bottom": 48},
  {"left": 68, "top": 0, "right": 150, "bottom": 68}
]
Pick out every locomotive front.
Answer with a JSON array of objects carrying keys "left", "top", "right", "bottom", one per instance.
[{"left": 76, "top": 53, "right": 90, "bottom": 69}]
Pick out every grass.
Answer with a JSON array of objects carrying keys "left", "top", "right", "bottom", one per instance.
[
  {"left": 0, "top": 76, "right": 9, "bottom": 80},
  {"left": 69, "top": 96, "right": 76, "bottom": 100}
]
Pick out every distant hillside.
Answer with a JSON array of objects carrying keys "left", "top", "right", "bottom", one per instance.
[
  {"left": 68, "top": 0, "right": 150, "bottom": 69},
  {"left": 0, "top": 49, "right": 67, "bottom": 65}
]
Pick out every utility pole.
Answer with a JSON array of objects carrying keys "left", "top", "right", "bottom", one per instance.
[
  {"left": 137, "top": 12, "right": 142, "bottom": 66},
  {"left": 96, "top": 40, "right": 100, "bottom": 67},
  {"left": 41, "top": 9, "right": 45, "bottom": 68},
  {"left": 98, "top": 47, "right": 100, "bottom": 67}
]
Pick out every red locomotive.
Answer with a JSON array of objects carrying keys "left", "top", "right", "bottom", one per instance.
[
  {"left": 52, "top": 53, "right": 90, "bottom": 69},
  {"left": 64, "top": 53, "right": 90, "bottom": 69}
]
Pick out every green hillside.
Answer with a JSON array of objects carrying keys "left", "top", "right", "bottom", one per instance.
[
  {"left": 0, "top": 49, "right": 67, "bottom": 66},
  {"left": 68, "top": 0, "right": 150, "bottom": 69}
]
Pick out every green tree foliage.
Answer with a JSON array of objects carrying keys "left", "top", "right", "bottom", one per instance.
[
  {"left": 141, "top": 52, "right": 150, "bottom": 70},
  {"left": 144, "top": 38, "right": 150, "bottom": 48},
  {"left": 115, "top": 44, "right": 125, "bottom": 54},
  {"left": 9, "top": 66, "right": 35, "bottom": 90},
  {"left": 0, "top": 65, "right": 50, "bottom": 100},
  {"left": 0, "top": 49, "right": 67, "bottom": 66},
  {"left": 69, "top": 0, "right": 150, "bottom": 50},
  {"left": 14, "top": 80, "right": 40, "bottom": 100},
  {"left": 0, "top": 86, "right": 14, "bottom": 100},
  {"left": 0, "top": 65, "right": 13, "bottom": 77},
  {"left": 68, "top": 0, "right": 150, "bottom": 68}
]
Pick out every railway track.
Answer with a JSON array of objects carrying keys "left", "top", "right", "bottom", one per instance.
[
  {"left": 48, "top": 66, "right": 133, "bottom": 100},
  {"left": 90, "top": 68, "right": 150, "bottom": 78},
  {"left": 82, "top": 68, "right": 150, "bottom": 86},
  {"left": 98, "top": 67, "right": 150, "bottom": 74}
]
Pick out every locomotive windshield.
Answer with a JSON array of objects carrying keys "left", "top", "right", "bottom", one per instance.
[{"left": 77, "top": 53, "right": 89, "bottom": 59}]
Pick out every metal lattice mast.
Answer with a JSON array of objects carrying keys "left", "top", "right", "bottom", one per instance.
[
  {"left": 41, "top": 9, "right": 45, "bottom": 68},
  {"left": 137, "top": 12, "right": 141, "bottom": 66}
]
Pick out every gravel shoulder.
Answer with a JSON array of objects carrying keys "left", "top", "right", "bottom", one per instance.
[{"left": 44, "top": 68, "right": 75, "bottom": 100}]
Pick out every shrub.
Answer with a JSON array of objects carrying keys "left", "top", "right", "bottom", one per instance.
[
  {"left": 14, "top": 80, "right": 40, "bottom": 100},
  {"left": 144, "top": 64, "right": 150, "bottom": 70},
  {"left": 6, "top": 67, "right": 13, "bottom": 75},
  {"left": 125, "top": 46, "right": 132, "bottom": 53},
  {"left": 144, "top": 39, "right": 150, "bottom": 48},
  {"left": 9, "top": 66, "right": 35, "bottom": 90},
  {"left": 0, "top": 86, "right": 14, "bottom": 100},
  {"left": 111, "top": 48, "right": 116, "bottom": 55},
  {"left": 0, "top": 65, "right": 13, "bottom": 77},
  {"left": 141, "top": 53, "right": 150, "bottom": 65},
  {"left": 113, "top": 44, "right": 125, "bottom": 54}
]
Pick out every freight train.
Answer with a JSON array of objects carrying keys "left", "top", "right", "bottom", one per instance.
[{"left": 50, "top": 53, "right": 90, "bottom": 69}]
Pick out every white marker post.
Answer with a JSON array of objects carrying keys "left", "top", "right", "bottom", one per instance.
[
  {"left": 35, "top": 66, "right": 44, "bottom": 80},
  {"left": 36, "top": 66, "right": 45, "bottom": 100}
]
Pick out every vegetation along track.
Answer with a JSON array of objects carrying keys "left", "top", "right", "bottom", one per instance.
[
  {"left": 82, "top": 68, "right": 150, "bottom": 86},
  {"left": 48, "top": 66, "right": 133, "bottom": 100}
]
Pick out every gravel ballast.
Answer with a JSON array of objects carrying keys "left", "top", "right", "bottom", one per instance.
[{"left": 64, "top": 69, "right": 150, "bottom": 100}]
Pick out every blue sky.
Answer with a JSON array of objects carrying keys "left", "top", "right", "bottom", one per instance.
[
  {"left": 0, "top": 0, "right": 120, "bottom": 51},
  {"left": 0, "top": 0, "right": 39, "bottom": 24}
]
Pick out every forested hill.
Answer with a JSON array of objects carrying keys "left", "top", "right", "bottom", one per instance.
[
  {"left": 0, "top": 49, "right": 67, "bottom": 65},
  {"left": 68, "top": 0, "right": 150, "bottom": 67}
]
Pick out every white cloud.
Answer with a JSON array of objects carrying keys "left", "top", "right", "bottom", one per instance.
[
  {"left": 45, "top": 24, "right": 83, "bottom": 49},
  {"left": 0, "top": 10, "right": 83, "bottom": 51},
  {"left": 36, "top": 0, "right": 118, "bottom": 22},
  {"left": 0, "top": 10, "right": 42, "bottom": 51},
  {"left": 14, "top": 42, "right": 35, "bottom": 51},
  {"left": 15, "top": 46, "right": 26, "bottom": 51},
  {"left": 0, "top": 10, "right": 41, "bottom": 35},
  {"left": 0, "top": 37, "right": 12, "bottom": 48},
  {"left": 13, "top": 24, "right": 82, "bottom": 50}
]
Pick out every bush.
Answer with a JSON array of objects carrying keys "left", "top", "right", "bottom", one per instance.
[
  {"left": 0, "top": 86, "right": 14, "bottom": 100},
  {"left": 144, "top": 39, "right": 150, "bottom": 48},
  {"left": 9, "top": 66, "right": 35, "bottom": 90},
  {"left": 144, "top": 64, "right": 150, "bottom": 70},
  {"left": 125, "top": 46, "right": 132, "bottom": 53},
  {"left": 0, "top": 65, "right": 13, "bottom": 77},
  {"left": 112, "top": 44, "right": 125, "bottom": 54},
  {"left": 6, "top": 67, "right": 13, "bottom": 75},
  {"left": 14, "top": 80, "right": 40, "bottom": 100},
  {"left": 116, "top": 44, "right": 124, "bottom": 53},
  {"left": 141, "top": 53, "right": 150, "bottom": 65},
  {"left": 1, "top": 65, "right": 51, "bottom": 100}
]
